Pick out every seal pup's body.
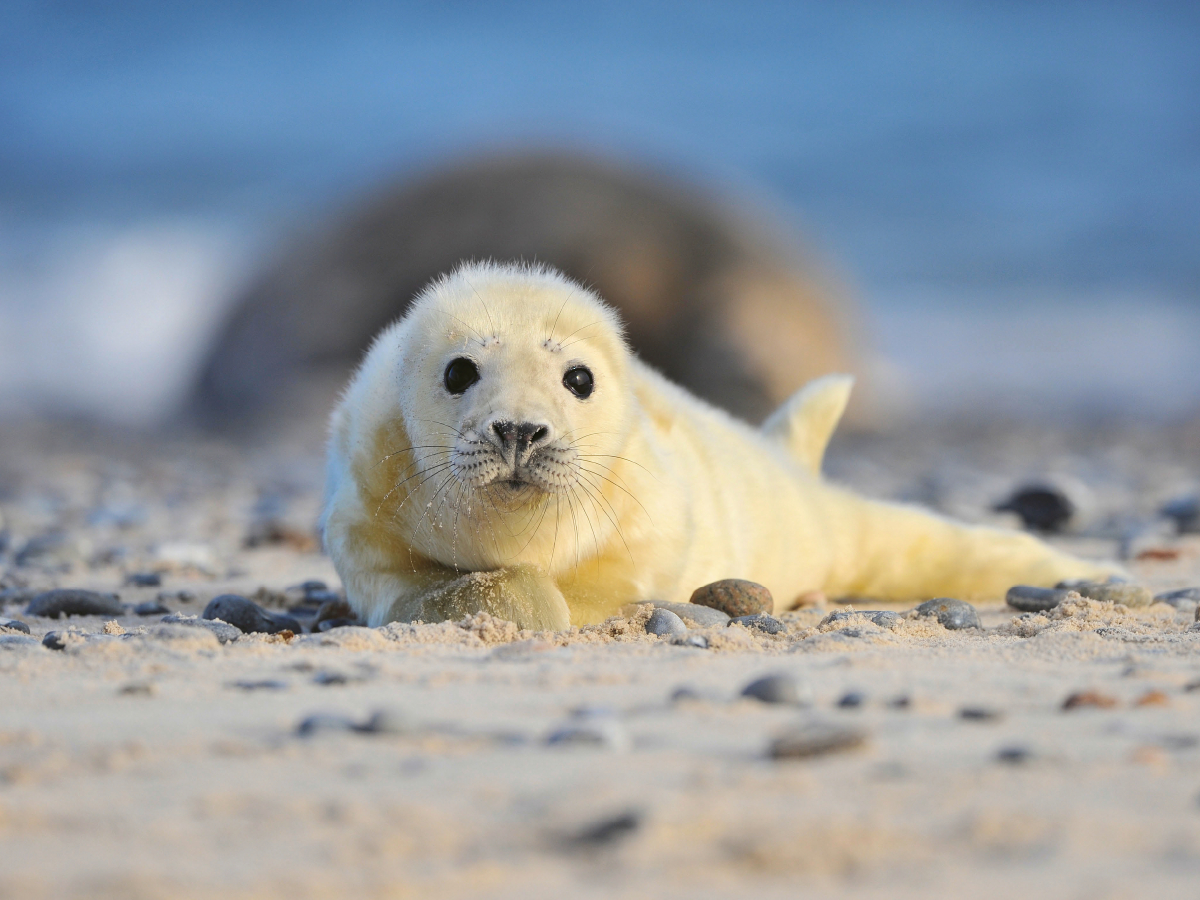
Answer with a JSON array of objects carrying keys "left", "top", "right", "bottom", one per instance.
[{"left": 323, "top": 263, "right": 1113, "bottom": 629}]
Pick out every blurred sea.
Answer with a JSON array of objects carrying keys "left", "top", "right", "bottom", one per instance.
[{"left": 1, "top": 1, "right": 1197, "bottom": 422}]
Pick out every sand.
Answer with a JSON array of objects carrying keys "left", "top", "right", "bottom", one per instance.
[{"left": 1, "top": 415, "right": 1199, "bottom": 899}]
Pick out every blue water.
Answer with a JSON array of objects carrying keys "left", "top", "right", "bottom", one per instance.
[{"left": 1, "top": 1, "right": 1198, "bottom": 419}]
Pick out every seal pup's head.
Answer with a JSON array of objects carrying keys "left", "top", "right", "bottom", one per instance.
[{"left": 346, "top": 261, "right": 635, "bottom": 571}]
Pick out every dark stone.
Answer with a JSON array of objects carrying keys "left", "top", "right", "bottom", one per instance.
[
  {"left": 1006, "top": 585, "right": 1070, "bottom": 612},
  {"left": 317, "top": 617, "right": 359, "bottom": 632},
  {"left": 296, "top": 713, "right": 356, "bottom": 736},
  {"left": 1154, "top": 587, "right": 1200, "bottom": 610},
  {"left": 42, "top": 631, "right": 67, "bottom": 650},
  {"left": 997, "top": 746, "right": 1032, "bottom": 764},
  {"left": 133, "top": 600, "right": 171, "bottom": 616},
  {"left": 837, "top": 691, "right": 865, "bottom": 709},
  {"left": 313, "top": 597, "right": 355, "bottom": 629},
  {"left": 1161, "top": 495, "right": 1200, "bottom": 534},
  {"left": 312, "top": 671, "right": 359, "bottom": 686},
  {"left": 1068, "top": 582, "right": 1152, "bottom": 608},
  {"left": 231, "top": 679, "right": 289, "bottom": 691},
  {"left": 567, "top": 811, "right": 641, "bottom": 848},
  {"left": 769, "top": 723, "right": 867, "bottom": 759},
  {"left": 125, "top": 572, "right": 162, "bottom": 587},
  {"left": 741, "top": 673, "right": 804, "bottom": 705},
  {"left": 959, "top": 707, "right": 1003, "bottom": 722},
  {"left": 915, "top": 598, "right": 981, "bottom": 630},
  {"left": 25, "top": 589, "right": 125, "bottom": 619},
  {"left": 0, "top": 617, "right": 31, "bottom": 634},
  {"left": 160, "top": 613, "right": 241, "bottom": 643},
  {"left": 202, "top": 594, "right": 301, "bottom": 635},
  {"left": 689, "top": 579, "right": 773, "bottom": 618},
  {"left": 994, "top": 484, "right": 1074, "bottom": 532},
  {"left": 645, "top": 608, "right": 687, "bottom": 637},
  {"left": 729, "top": 613, "right": 785, "bottom": 634}
]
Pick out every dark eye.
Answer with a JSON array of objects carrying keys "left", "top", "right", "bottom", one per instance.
[
  {"left": 563, "top": 366, "right": 594, "bottom": 399},
  {"left": 443, "top": 357, "right": 479, "bottom": 395}
]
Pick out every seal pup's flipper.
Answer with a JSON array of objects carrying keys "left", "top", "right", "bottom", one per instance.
[{"left": 761, "top": 374, "right": 854, "bottom": 474}]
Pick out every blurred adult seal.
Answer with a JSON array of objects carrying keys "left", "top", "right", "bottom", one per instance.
[
  {"left": 322, "top": 262, "right": 1115, "bottom": 630},
  {"left": 189, "top": 152, "right": 865, "bottom": 430}
]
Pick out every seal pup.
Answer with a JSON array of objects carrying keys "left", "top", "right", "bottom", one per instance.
[
  {"left": 191, "top": 151, "right": 863, "bottom": 431},
  {"left": 322, "top": 262, "right": 1115, "bottom": 630}
]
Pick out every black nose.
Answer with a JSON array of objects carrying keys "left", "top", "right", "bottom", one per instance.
[{"left": 491, "top": 420, "right": 550, "bottom": 450}]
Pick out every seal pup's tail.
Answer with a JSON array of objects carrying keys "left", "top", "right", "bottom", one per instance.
[{"left": 761, "top": 374, "right": 854, "bottom": 475}]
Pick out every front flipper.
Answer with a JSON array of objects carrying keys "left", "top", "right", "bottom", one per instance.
[{"left": 402, "top": 564, "right": 571, "bottom": 631}]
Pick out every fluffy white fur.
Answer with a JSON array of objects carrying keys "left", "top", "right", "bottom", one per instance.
[{"left": 322, "top": 262, "right": 1116, "bottom": 629}]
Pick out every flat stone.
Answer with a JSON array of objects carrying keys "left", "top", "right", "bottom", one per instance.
[
  {"left": 1153, "top": 587, "right": 1200, "bottom": 612},
  {"left": 231, "top": 679, "right": 289, "bottom": 691},
  {"left": 124, "top": 572, "right": 161, "bottom": 587},
  {"left": 1006, "top": 585, "right": 1070, "bottom": 612},
  {"left": 202, "top": 594, "right": 301, "bottom": 635},
  {"left": 689, "top": 579, "right": 773, "bottom": 617},
  {"left": 161, "top": 613, "right": 240, "bottom": 644},
  {"left": 645, "top": 608, "right": 687, "bottom": 637},
  {"left": 0, "top": 617, "right": 31, "bottom": 634},
  {"left": 729, "top": 613, "right": 784, "bottom": 634},
  {"left": 313, "top": 597, "right": 354, "bottom": 628},
  {"left": 993, "top": 483, "right": 1074, "bottom": 532},
  {"left": 996, "top": 746, "right": 1033, "bottom": 764},
  {"left": 632, "top": 600, "right": 730, "bottom": 628},
  {"left": 869, "top": 611, "right": 903, "bottom": 629},
  {"left": 296, "top": 713, "right": 356, "bottom": 737},
  {"left": 741, "top": 673, "right": 807, "bottom": 705},
  {"left": 915, "top": 598, "right": 981, "bottom": 630},
  {"left": 769, "top": 723, "right": 867, "bottom": 759},
  {"left": 133, "top": 600, "right": 171, "bottom": 616},
  {"left": 959, "top": 706, "right": 1003, "bottom": 722},
  {"left": 1069, "top": 582, "right": 1153, "bottom": 608},
  {"left": 837, "top": 691, "right": 865, "bottom": 709},
  {"left": 25, "top": 589, "right": 125, "bottom": 619}
]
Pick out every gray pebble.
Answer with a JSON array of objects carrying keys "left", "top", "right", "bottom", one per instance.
[
  {"left": 296, "top": 713, "right": 356, "bottom": 737},
  {"left": 1006, "top": 585, "right": 1070, "bottom": 612},
  {"left": 1154, "top": 587, "right": 1200, "bottom": 612},
  {"left": 729, "top": 613, "right": 785, "bottom": 634},
  {"left": 915, "top": 598, "right": 981, "bottom": 630},
  {"left": 231, "top": 679, "right": 288, "bottom": 691},
  {"left": 312, "top": 597, "right": 354, "bottom": 628},
  {"left": 566, "top": 811, "right": 641, "bottom": 848},
  {"left": 997, "top": 745, "right": 1033, "bottom": 764},
  {"left": 202, "top": 594, "right": 301, "bottom": 635},
  {"left": 633, "top": 600, "right": 729, "bottom": 627},
  {"left": 993, "top": 484, "right": 1074, "bottom": 532},
  {"left": 1070, "top": 582, "right": 1153, "bottom": 608},
  {"left": 124, "top": 572, "right": 161, "bottom": 587},
  {"left": 161, "top": 613, "right": 241, "bottom": 644},
  {"left": 769, "top": 723, "right": 867, "bottom": 759},
  {"left": 42, "top": 631, "right": 68, "bottom": 650},
  {"left": 645, "top": 608, "right": 687, "bottom": 637},
  {"left": 689, "top": 579, "right": 774, "bottom": 617},
  {"left": 870, "top": 611, "right": 903, "bottom": 630},
  {"left": 959, "top": 706, "right": 1003, "bottom": 722},
  {"left": 741, "top": 673, "right": 807, "bottom": 705},
  {"left": 0, "top": 617, "right": 31, "bottom": 634},
  {"left": 25, "top": 589, "right": 125, "bottom": 619},
  {"left": 0, "top": 634, "right": 39, "bottom": 649},
  {"left": 837, "top": 691, "right": 865, "bottom": 709},
  {"left": 546, "top": 720, "right": 630, "bottom": 751},
  {"left": 133, "top": 599, "right": 171, "bottom": 616}
]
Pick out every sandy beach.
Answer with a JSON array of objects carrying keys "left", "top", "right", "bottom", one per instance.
[{"left": 2, "top": 415, "right": 1198, "bottom": 899}]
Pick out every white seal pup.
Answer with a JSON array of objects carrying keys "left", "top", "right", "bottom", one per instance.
[{"left": 322, "top": 262, "right": 1116, "bottom": 629}]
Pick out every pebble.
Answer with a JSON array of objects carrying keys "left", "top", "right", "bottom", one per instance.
[
  {"left": 837, "top": 691, "right": 865, "bottom": 709},
  {"left": 312, "top": 597, "right": 354, "bottom": 629},
  {"left": 161, "top": 613, "right": 241, "bottom": 644},
  {"left": 202, "top": 594, "right": 302, "bottom": 635},
  {"left": 25, "top": 589, "right": 125, "bottom": 619},
  {"left": 566, "top": 811, "right": 641, "bottom": 848},
  {"left": 769, "top": 723, "right": 867, "bottom": 760},
  {"left": 1161, "top": 495, "right": 1199, "bottom": 534},
  {"left": 1006, "top": 585, "right": 1070, "bottom": 612},
  {"left": 231, "top": 679, "right": 289, "bottom": 691},
  {"left": 915, "top": 598, "right": 981, "bottom": 630},
  {"left": 820, "top": 610, "right": 902, "bottom": 631},
  {"left": 728, "top": 613, "right": 785, "bottom": 634},
  {"left": 296, "top": 713, "right": 356, "bottom": 736},
  {"left": 633, "top": 600, "right": 730, "bottom": 628},
  {"left": 318, "top": 618, "right": 359, "bottom": 632},
  {"left": 869, "top": 611, "right": 904, "bottom": 630},
  {"left": 0, "top": 617, "right": 31, "bottom": 634},
  {"left": 993, "top": 483, "right": 1074, "bottom": 532},
  {"left": 645, "top": 608, "right": 687, "bottom": 637},
  {"left": 1069, "top": 582, "right": 1153, "bottom": 608},
  {"left": 42, "top": 631, "right": 68, "bottom": 650},
  {"left": 546, "top": 720, "right": 630, "bottom": 751},
  {"left": 0, "top": 634, "right": 38, "bottom": 649},
  {"left": 672, "top": 634, "right": 709, "bottom": 649},
  {"left": 689, "top": 579, "right": 773, "bottom": 618},
  {"left": 959, "top": 706, "right": 1003, "bottom": 722},
  {"left": 1154, "top": 587, "right": 1200, "bottom": 611},
  {"left": 133, "top": 599, "right": 171, "bottom": 616},
  {"left": 1062, "top": 691, "right": 1118, "bottom": 710},
  {"left": 996, "top": 746, "right": 1033, "bottom": 764},
  {"left": 124, "top": 572, "right": 162, "bottom": 587},
  {"left": 741, "top": 673, "right": 809, "bottom": 705}
]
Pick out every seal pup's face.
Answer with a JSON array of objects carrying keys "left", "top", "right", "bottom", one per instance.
[{"left": 382, "top": 264, "right": 633, "bottom": 570}]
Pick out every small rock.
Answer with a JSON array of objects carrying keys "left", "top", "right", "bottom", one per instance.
[
  {"left": 670, "top": 686, "right": 706, "bottom": 703},
  {"left": 546, "top": 721, "right": 630, "bottom": 751},
  {"left": 769, "top": 723, "right": 866, "bottom": 759},
  {"left": 1161, "top": 495, "right": 1200, "bottom": 534},
  {"left": 566, "top": 811, "right": 641, "bottom": 848},
  {"left": 119, "top": 682, "right": 155, "bottom": 696},
  {"left": 994, "top": 484, "right": 1074, "bottom": 532},
  {"left": 0, "top": 617, "right": 31, "bottom": 634},
  {"left": 296, "top": 713, "right": 356, "bottom": 736},
  {"left": 689, "top": 579, "right": 773, "bottom": 617},
  {"left": 317, "top": 618, "right": 359, "bottom": 632},
  {"left": 837, "top": 691, "right": 865, "bottom": 709},
  {"left": 959, "top": 706, "right": 1003, "bottom": 722},
  {"left": 645, "top": 608, "right": 687, "bottom": 637},
  {"left": 161, "top": 613, "right": 240, "bottom": 644},
  {"left": 671, "top": 634, "right": 709, "bottom": 649},
  {"left": 1062, "top": 691, "right": 1118, "bottom": 711},
  {"left": 869, "top": 611, "right": 903, "bottom": 630},
  {"left": 42, "top": 631, "right": 68, "bottom": 650},
  {"left": 996, "top": 746, "right": 1032, "bottom": 764},
  {"left": 133, "top": 599, "right": 171, "bottom": 616},
  {"left": 632, "top": 600, "right": 730, "bottom": 628},
  {"left": 729, "top": 613, "right": 785, "bottom": 634},
  {"left": 915, "top": 598, "right": 981, "bottom": 630},
  {"left": 312, "top": 670, "right": 362, "bottom": 686},
  {"left": 1069, "top": 582, "right": 1153, "bottom": 608},
  {"left": 124, "top": 572, "right": 162, "bottom": 587},
  {"left": 202, "top": 594, "right": 301, "bottom": 635},
  {"left": 1134, "top": 690, "right": 1170, "bottom": 708},
  {"left": 1006, "top": 585, "right": 1070, "bottom": 612},
  {"left": 741, "top": 673, "right": 808, "bottom": 705},
  {"left": 231, "top": 679, "right": 289, "bottom": 691},
  {"left": 25, "top": 589, "right": 125, "bottom": 619},
  {"left": 312, "top": 597, "right": 354, "bottom": 629},
  {"left": 1154, "top": 587, "right": 1200, "bottom": 611}
]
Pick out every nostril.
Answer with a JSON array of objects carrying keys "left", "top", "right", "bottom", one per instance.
[
  {"left": 492, "top": 421, "right": 516, "bottom": 444},
  {"left": 530, "top": 426, "right": 549, "bottom": 444}
]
